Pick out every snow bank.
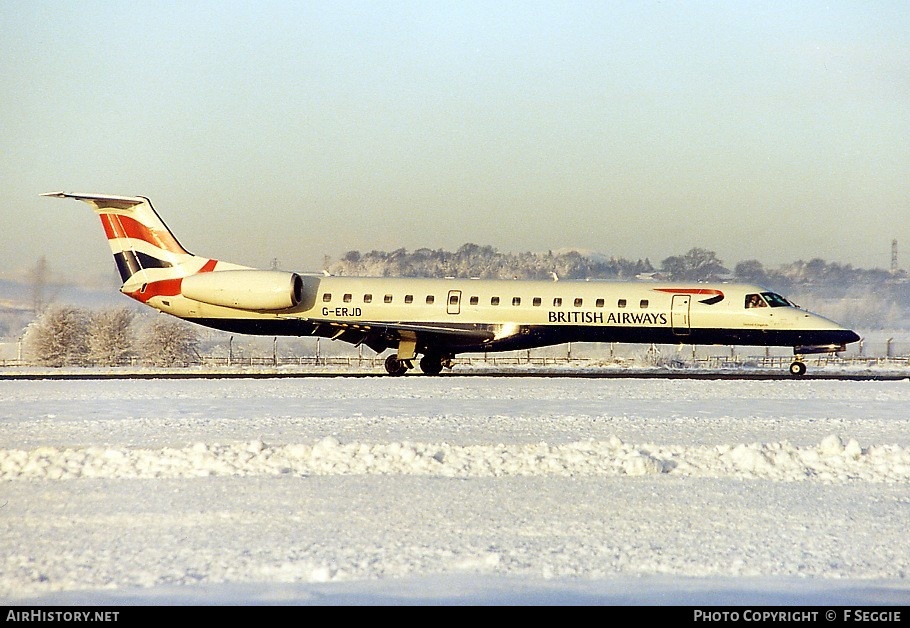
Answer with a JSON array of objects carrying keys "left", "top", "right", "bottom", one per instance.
[{"left": 4, "top": 435, "right": 908, "bottom": 483}]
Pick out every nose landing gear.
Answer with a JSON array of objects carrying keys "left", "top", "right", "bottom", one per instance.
[{"left": 788, "top": 360, "right": 807, "bottom": 377}]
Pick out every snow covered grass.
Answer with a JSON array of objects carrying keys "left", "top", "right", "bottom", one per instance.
[{"left": 2, "top": 375, "right": 910, "bottom": 605}]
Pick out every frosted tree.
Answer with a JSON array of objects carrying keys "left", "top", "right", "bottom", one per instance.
[
  {"left": 23, "top": 304, "right": 90, "bottom": 367},
  {"left": 87, "top": 307, "right": 136, "bottom": 366},
  {"left": 734, "top": 259, "right": 769, "bottom": 285},
  {"left": 139, "top": 316, "right": 200, "bottom": 366},
  {"left": 661, "top": 248, "right": 728, "bottom": 281}
]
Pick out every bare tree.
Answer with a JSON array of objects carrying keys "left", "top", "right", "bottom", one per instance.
[
  {"left": 23, "top": 304, "right": 90, "bottom": 366},
  {"left": 139, "top": 316, "right": 200, "bottom": 366},
  {"left": 88, "top": 307, "right": 136, "bottom": 366}
]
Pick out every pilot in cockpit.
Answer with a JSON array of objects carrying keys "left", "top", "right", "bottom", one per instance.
[{"left": 745, "top": 294, "right": 767, "bottom": 309}]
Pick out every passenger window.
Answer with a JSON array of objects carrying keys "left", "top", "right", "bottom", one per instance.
[
  {"left": 491, "top": 296, "right": 500, "bottom": 306},
  {"left": 745, "top": 294, "right": 767, "bottom": 308},
  {"left": 322, "top": 293, "right": 332, "bottom": 302},
  {"left": 617, "top": 299, "right": 626, "bottom": 308},
  {"left": 384, "top": 294, "right": 393, "bottom": 303},
  {"left": 404, "top": 295, "right": 413, "bottom": 304},
  {"left": 512, "top": 297, "right": 521, "bottom": 306},
  {"left": 343, "top": 293, "right": 352, "bottom": 303},
  {"left": 574, "top": 298, "right": 583, "bottom": 307},
  {"left": 595, "top": 298, "right": 604, "bottom": 308},
  {"left": 553, "top": 298, "right": 562, "bottom": 307},
  {"left": 364, "top": 294, "right": 372, "bottom": 303},
  {"left": 426, "top": 295, "right": 434, "bottom": 305},
  {"left": 640, "top": 300, "right": 649, "bottom": 308},
  {"left": 532, "top": 297, "right": 541, "bottom": 306},
  {"left": 449, "top": 294, "right": 459, "bottom": 305},
  {"left": 470, "top": 296, "right": 479, "bottom": 306}
]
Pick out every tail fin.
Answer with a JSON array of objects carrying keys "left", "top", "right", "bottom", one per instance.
[{"left": 41, "top": 192, "right": 206, "bottom": 286}]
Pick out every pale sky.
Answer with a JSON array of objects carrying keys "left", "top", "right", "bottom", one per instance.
[{"left": 2, "top": 0, "right": 908, "bottom": 285}]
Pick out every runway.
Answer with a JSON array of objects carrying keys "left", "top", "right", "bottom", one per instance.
[{"left": 1, "top": 368, "right": 907, "bottom": 381}]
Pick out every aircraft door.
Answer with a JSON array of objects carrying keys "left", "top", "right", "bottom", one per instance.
[
  {"left": 447, "top": 290, "right": 461, "bottom": 315},
  {"left": 671, "top": 294, "right": 691, "bottom": 336}
]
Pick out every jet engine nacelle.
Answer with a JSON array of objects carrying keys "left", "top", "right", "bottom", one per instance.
[{"left": 181, "top": 270, "right": 303, "bottom": 311}]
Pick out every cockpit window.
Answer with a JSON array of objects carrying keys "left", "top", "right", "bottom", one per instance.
[
  {"left": 745, "top": 293, "right": 767, "bottom": 308},
  {"left": 761, "top": 292, "right": 791, "bottom": 308}
]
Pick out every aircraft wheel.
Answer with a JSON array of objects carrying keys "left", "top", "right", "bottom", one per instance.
[
  {"left": 419, "top": 354, "right": 444, "bottom": 376},
  {"left": 385, "top": 354, "right": 408, "bottom": 376},
  {"left": 788, "top": 361, "right": 807, "bottom": 377}
]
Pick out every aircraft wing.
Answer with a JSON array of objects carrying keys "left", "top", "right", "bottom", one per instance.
[{"left": 304, "top": 318, "right": 495, "bottom": 353}]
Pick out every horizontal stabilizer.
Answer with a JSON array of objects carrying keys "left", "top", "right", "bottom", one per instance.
[{"left": 42, "top": 191, "right": 147, "bottom": 210}]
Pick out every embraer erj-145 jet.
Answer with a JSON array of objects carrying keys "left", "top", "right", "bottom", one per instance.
[{"left": 43, "top": 192, "right": 860, "bottom": 376}]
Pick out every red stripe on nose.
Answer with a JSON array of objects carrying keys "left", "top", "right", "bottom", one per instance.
[{"left": 654, "top": 288, "right": 723, "bottom": 296}]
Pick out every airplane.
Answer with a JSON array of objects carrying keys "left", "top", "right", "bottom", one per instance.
[{"left": 42, "top": 191, "right": 860, "bottom": 377}]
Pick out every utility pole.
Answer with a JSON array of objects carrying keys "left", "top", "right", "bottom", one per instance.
[{"left": 28, "top": 256, "right": 49, "bottom": 313}]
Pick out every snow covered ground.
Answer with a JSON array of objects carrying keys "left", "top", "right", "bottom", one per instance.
[{"left": 2, "top": 371, "right": 910, "bottom": 605}]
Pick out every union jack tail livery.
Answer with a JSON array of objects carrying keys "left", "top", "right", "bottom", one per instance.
[
  {"left": 41, "top": 192, "right": 207, "bottom": 286},
  {"left": 39, "top": 192, "right": 291, "bottom": 309}
]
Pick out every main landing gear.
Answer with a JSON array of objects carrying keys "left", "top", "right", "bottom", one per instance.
[
  {"left": 384, "top": 354, "right": 410, "bottom": 376},
  {"left": 419, "top": 353, "right": 453, "bottom": 376},
  {"left": 384, "top": 353, "right": 453, "bottom": 376}
]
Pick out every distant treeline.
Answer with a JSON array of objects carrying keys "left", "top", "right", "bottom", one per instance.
[
  {"left": 326, "top": 244, "right": 902, "bottom": 288},
  {"left": 325, "top": 245, "right": 910, "bottom": 329}
]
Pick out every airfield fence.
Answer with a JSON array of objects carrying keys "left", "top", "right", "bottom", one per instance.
[
  {"left": 2, "top": 334, "right": 910, "bottom": 370},
  {"left": 3, "top": 353, "right": 908, "bottom": 371},
  {"left": 203, "top": 353, "right": 910, "bottom": 370}
]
